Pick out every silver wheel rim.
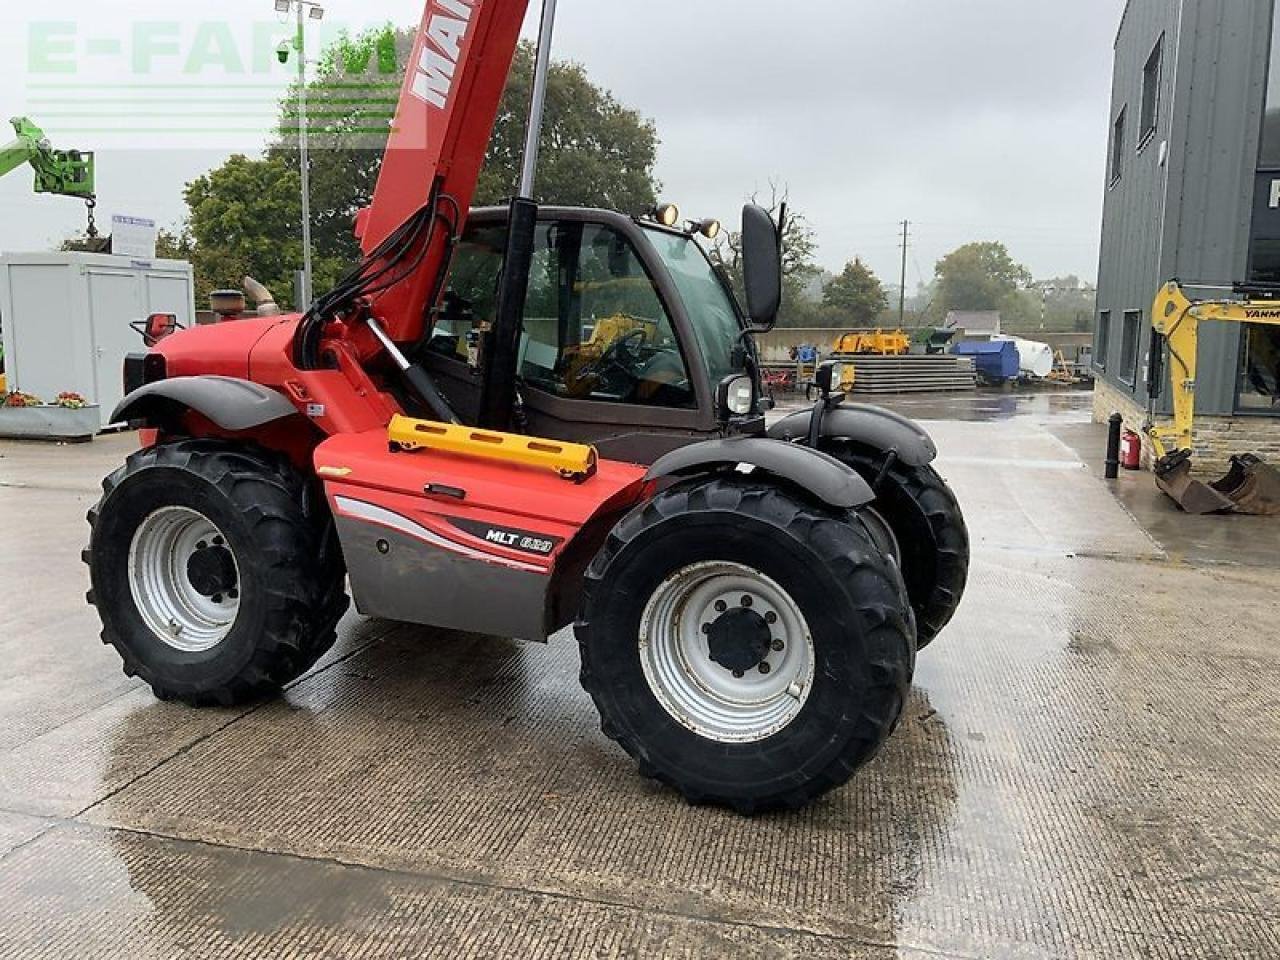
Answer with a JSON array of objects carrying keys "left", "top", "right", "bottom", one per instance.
[
  {"left": 127, "top": 506, "right": 241, "bottom": 652},
  {"left": 639, "top": 561, "right": 816, "bottom": 743}
]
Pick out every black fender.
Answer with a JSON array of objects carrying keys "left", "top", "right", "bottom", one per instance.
[
  {"left": 644, "top": 437, "right": 874, "bottom": 509},
  {"left": 767, "top": 402, "right": 937, "bottom": 467},
  {"left": 111, "top": 376, "right": 298, "bottom": 431}
]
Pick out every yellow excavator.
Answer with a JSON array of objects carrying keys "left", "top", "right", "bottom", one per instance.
[{"left": 1145, "top": 281, "right": 1280, "bottom": 515}]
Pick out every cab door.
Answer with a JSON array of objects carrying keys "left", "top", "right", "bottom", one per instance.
[{"left": 426, "top": 213, "right": 719, "bottom": 462}]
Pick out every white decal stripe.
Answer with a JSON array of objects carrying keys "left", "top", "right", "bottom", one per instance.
[{"left": 334, "top": 496, "right": 545, "bottom": 573}]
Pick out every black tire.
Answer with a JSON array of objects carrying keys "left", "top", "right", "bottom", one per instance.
[
  {"left": 84, "top": 440, "right": 348, "bottom": 706},
  {"left": 576, "top": 477, "right": 915, "bottom": 814},
  {"left": 825, "top": 442, "right": 969, "bottom": 648}
]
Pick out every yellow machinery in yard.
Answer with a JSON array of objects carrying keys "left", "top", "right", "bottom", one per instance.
[
  {"left": 830, "top": 328, "right": 910, "bottom": 392},
  {"left": 1145, "top": 281, "right": 1280, "bottom": 515}
]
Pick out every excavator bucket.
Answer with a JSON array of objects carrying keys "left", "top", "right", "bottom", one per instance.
[
  {"left": 1155, "top": 451, "right": 1280, "bottom": 516},
  {"left": 1212, "top": 454, "right": 1280, "bottom": 516}
]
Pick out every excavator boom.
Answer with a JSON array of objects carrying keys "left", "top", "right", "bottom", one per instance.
[{"left": 1146, "top": 281, "right": 1280, "bottom": 515}]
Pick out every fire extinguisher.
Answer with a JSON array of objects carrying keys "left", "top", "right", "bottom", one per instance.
[{"left": 1120, "top": 429, "right": 1141, "bottom": 470}]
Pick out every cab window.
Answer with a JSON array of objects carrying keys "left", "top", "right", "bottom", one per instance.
[{"left": 435, "top": 220, "right": 694, "bottom": 408}]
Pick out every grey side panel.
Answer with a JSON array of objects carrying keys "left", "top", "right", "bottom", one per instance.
[
  {"left": 111, "top": 376, "right": 298, "bottom": 430},
  {"left": 335, "top": 513, "right": 550, "bottom": 641},
  {"left": 767, "top": 403, "right": 938, "bottom": 466},
  {"left": 644, "top": 437, "right": 873, "bottom": 509}
]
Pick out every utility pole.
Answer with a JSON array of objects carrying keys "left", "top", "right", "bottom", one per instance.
[
  {"left": 296, "top": 0, "right": 314, "bottom": 308},
  {"left": 898, "top": 220, "right": 910, "bottom": 327},
  {"left": 275, "top": 0, "right": 325, "bottom": 307}
]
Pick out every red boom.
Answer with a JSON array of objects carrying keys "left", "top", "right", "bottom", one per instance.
[{"left": 358, "top": 0, "right": 530, "bottom": 346}]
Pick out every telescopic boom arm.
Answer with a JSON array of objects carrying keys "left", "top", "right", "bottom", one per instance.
[
  {"left": 355, "top": 0, "right": 531, "bottom": 346},
  {"left": 0, "top": 117, "right": 95, "bottom": 200}
]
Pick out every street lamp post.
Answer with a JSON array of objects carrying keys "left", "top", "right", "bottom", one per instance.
[{"left": 275, "top": 0, "right": 324, "bottom": 307}]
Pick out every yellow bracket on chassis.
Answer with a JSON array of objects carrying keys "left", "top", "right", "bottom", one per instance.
[{"left": 387, "top": 415, "right": 599, "bottom": 482}]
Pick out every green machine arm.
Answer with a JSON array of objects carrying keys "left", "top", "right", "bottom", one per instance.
[{"left": 1, "top": 117, "right": 95, "bottom": 198}]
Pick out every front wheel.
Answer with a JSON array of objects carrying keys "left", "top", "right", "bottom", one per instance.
[
  {"left": 826, "top": 443, "right": 969, "bottom": 648},
  {"left": 576, "top": 477, "right": 915, "bottom": 814},
  {"left": 85, "top": 440, "right": 349, "bottom": 706}
]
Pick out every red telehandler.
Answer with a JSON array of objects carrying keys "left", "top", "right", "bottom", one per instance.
[{"left": 86, "top": 0, "right": 968, "bottom": 812}]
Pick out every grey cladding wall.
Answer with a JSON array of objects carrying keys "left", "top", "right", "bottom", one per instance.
[{"left": 1097, "top": 0, "right": 1275, "bottom": 415}]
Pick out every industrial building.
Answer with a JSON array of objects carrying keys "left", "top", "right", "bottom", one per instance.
[{"left": 1094, "top": 0, "right": 1280, "bottom": 471}]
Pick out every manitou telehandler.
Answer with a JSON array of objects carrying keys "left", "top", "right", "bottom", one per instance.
[{"left": 86, "top": 0, "right": 968, "bottom": 812}]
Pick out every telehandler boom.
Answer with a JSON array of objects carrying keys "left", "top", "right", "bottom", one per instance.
[{"left": 0, "top": 117, "right": 98, "bottom": 236}]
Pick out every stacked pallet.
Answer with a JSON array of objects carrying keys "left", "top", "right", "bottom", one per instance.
[{"left": 842, "top": 354, "right": 977, "bottom": 395}]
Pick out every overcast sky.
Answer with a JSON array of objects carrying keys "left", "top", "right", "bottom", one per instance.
[{"left": 1, "top": 0, "right": 1122, "bottom": 290}]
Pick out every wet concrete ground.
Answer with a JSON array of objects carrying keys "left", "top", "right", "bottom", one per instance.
[{"left": 1, "top": 389, "right": 1277, "bottom": 958}]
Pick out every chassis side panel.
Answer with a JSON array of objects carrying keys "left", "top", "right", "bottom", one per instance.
[{"left": 317, "top": 429, "right": 648, "bottom": 639}]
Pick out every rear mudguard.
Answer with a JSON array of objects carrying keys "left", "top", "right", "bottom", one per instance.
[
  {"left": 112, "top": 375, "right": 298, "bottom": 431},
  {"left": 768, "top": 403, "right": 937, "bottom": 467},
  {"left": 645, "top": 437, "right": 874, "bottom": 509}
]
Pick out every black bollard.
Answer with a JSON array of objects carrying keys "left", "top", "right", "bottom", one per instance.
[{"left": 1105, "top": 413, "right": 1122, "bottom": 479}]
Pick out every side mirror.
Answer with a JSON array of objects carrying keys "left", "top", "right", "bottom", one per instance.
[
  {"left": 741, "top": 204, "right": 782, "bottom": 331},
  {"left": 130, "top": 312, "right": 181, "bottom": 347}
]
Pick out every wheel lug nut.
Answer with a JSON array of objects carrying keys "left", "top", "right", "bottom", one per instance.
[
  {"left": 772, "top": 639, "right": 784, "bottom": 652},
  {"left": 758, "top": 662, "right": 771, "bottom": 674},
  {"left": 196, "top": 541, "right": 207, "bottom": 550},
  {"left": 714, "top": 600, "right": 727, "bottom": 613},
  {"left": 732, "top": 669, "right": 744, "bottom": 679},
  {"left": 213, "top": 535, "right": 224, "bottom": 546},
  {"left": 740, "top": 595, "right": 753, "bottom": 607},
  {"left": 764, "top": 611, "right": 777, "bottom": 624},
  {"left": 212, "top": 594, "right": 223, "bottom": 604},
  {"left": 701, "top": 623, "right": 711, "bottom": 634},
  {"left": 228, "top": 589, "right": 239, "bottom": 600}
]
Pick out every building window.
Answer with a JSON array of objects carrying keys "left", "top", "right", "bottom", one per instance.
[
  {"left": 1119, "top": 310, "right": 1141, "bottom": 384},
  {"left": 1095, "top": 310, "right": 1110, "bottom": 370},
  {"left": 1110, "top": 107, "right": 1127, "bottom": 185},
  {"left": 1238, "top": 326, "right": 1280, "bottom": 412},
  {"left": 1139, "top": 36, "right": 1163, "bottom": 146},
  {"left": 1262, "top": 7, "right": 1280, "bottom": 167}
]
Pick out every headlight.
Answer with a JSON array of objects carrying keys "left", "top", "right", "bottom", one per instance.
[{"left": 718, "top": 374, "right": 754, "bottom": 417}]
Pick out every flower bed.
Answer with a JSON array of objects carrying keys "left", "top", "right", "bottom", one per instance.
[{"left": 0, "top": 391, "right": 100, "bottom": 441}]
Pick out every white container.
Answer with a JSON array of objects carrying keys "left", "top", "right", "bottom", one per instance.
[
  {"left": 0, "top": 252, "right": 195, "bottom": 429},
  {"left": 993, "top": 335, "right": 1055, "bottom": 379}
]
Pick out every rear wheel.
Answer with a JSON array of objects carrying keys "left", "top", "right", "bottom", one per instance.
[
  {"left": 826, "top": 443, "right": 969, "bottom": 647},
  {"left": 576, "top": 477, "right": 914, "bottom": 813},
  {"left": 85, "top": 440, "right": 348, "bottom": 706}
]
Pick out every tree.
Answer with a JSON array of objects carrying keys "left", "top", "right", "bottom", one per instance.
[
  {"left": 710, "top": 183, "right": 819, "bottom": 327},
  {"left": 222, "top": 30, "right": 662, "bottom": 305},
  {"left": 183, "top": 154, "right": 310, "bottom": 307},
  {"left": 933, "top": 241, "right": 1032, "bottom": 320},
  {"left": 822, "top": 258, "right": 888, "bottom": 326}
]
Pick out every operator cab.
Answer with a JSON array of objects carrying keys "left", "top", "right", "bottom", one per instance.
[{"left": 420, "top": 206, "right": 771, "bottom": 461}]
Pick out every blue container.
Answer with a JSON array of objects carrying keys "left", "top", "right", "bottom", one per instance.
[{"left": 952, "top": 340, "right": 1019, "bottom": 382}]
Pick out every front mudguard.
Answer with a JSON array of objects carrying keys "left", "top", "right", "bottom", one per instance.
[
  {"left": 112, "top": 376, "right": 298, "bottom": 431},
  {"left": 644, "top": 437, "right": 874, "bottom": 510},
  {"left": 768, "top": 402, "right": 937, "bottom": 467}
]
